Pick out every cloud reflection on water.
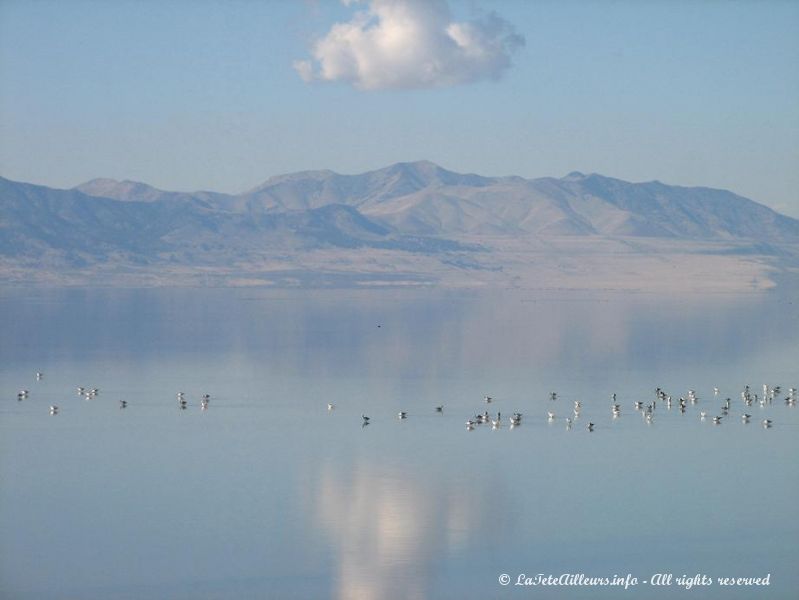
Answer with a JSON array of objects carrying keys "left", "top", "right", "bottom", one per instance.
[{"left": 310, "top": 456, "right": 506, "bottom": 600}]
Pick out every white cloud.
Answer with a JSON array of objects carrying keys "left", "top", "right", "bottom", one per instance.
[{"left": 294, "top": 0, "right": 525, "bottom": 91}]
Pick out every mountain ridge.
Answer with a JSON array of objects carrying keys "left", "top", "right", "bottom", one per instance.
[
  {"left": 65, "top": 162, "right": 799, "bottom": 242},
  {"left": 2, "top": 163, "right": 798, "bottom": 290}
]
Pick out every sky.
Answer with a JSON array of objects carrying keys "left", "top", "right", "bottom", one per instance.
[{"left": 1, "top": 0, "right": 798, "bottom": 216}]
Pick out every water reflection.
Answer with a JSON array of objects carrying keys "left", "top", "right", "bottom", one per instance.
[
  {"left": 0, "top": 288, "right": 797, "bottom": 600},
  {"left": 311, "top": 457, "right": 507, "bottom": 600},
  {"left": 1, "top": 288, "right": 796, "bottom": 376}
]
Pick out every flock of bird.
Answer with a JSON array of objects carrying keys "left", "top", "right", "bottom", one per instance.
[
  {"left": 13, "top": 373, "right": 797, "bottom": 432},
  {"left": 352, "top": 384, "right": 796, "bottom": 431},
  {"left": 15, "top": 374, "right": 212, "bottom": 414}
]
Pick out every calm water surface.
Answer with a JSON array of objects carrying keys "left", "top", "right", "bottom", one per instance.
[{"left": 1, "top": 288, "right": 797, "bottom": 600}]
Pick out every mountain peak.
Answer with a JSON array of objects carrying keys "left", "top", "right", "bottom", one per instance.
[
  {"left": 391, "top": 159, "right": 437, "bottom": 168},
  {"left": 372, "top": 160, "right": 493, "bottom": 189},
  {"left": 249, "top": 169, "right": 338, "bottom": 193},
  {"left": 377, "top": 160, "right": 450, "bottom": 182},
  {"left": 563, "top": 171, "right": 619, "bottom": 183},
  {"left": 385, "top": 159, "right": 442, "bottom": 173},
  {"left": 79, "top": 177, "right": 121, "bottom": 186},
  {"left": 76, "top": 178, "right": 166, "bottom": 202}
]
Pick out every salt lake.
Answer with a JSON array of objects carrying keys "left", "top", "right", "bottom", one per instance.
[{"left": 1, "top": 287, "right": 797, "bottom": 600}]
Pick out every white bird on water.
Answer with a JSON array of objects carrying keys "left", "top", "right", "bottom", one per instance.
[
  {"left": 327, "top": 402, "right": 334, "bottom": 410},
  {"left": 398, "top": 411, "right": 407, "bottom": 419}
]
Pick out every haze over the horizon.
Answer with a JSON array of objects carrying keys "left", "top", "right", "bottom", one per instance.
[{"left": 1, "top": 0, "right": 798, "bottom": 216}]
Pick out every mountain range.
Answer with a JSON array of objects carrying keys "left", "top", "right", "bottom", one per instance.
[{"left": 2, "top": 161, "right": 798, "bottom": 290}]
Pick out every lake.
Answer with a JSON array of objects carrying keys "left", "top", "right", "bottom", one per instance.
[{"left": 1, "top": 287, "right": 797, "bottom": 600}]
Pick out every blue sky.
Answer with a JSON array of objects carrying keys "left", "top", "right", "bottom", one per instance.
[{"left": 1, "top": 0, "right": 797, "bottom": 216}]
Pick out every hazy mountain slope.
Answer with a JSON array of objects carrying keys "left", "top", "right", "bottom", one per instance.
[
  {"left": 0, "top": 177, "right": 465, "bottom": 268},
  {"left": 357, "top": 180, "right": 597, "bottom": 236},
  {"left": 550, "top": 173, "right": 799, "bottom": 241},
  {"left": 239, "top": 160, "right": 496, "bottom": 212},
  {"left": 4, "top": 163, "right": 799, "bottom": 290},
  {"left": 236, "top": 161, "right": 799, "bottom": 241},
  {"left": 76, "top": 178, "right": 234, "bottom": 207},
  {"left": 0, "top": 177, "right": 173, "bottom": 261},
  {"left": 67, "top": 162, "right": 799, "bottom": 242}
]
